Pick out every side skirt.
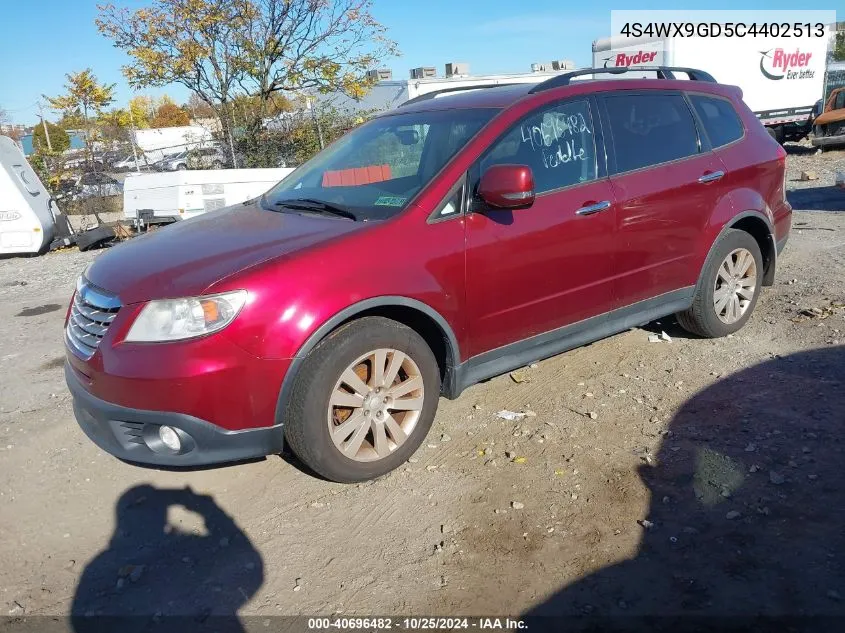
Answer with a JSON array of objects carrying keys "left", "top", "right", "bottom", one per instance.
[{"left": 445, "top": 287, "right": 695, "bottom": 399}]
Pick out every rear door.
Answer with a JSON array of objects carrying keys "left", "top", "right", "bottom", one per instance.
[
  {"left": 599, "top": 90, "right": 730, "bottom": 307},
  {"left": 464, "top": 97, "right": 618, "bottom": 357}
]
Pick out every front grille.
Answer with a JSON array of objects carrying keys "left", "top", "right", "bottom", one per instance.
[{"left": 66, "top": 278, "right": 121, "bottom": 360}]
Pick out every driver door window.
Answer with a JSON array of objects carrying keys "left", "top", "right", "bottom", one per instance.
[{"left": 480, "top": 99, "right": 598, "bottom": 195}]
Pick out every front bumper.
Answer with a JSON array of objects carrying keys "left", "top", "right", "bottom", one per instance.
[{"left": 66, "top": 363, "right": 284, "bottom": 467}]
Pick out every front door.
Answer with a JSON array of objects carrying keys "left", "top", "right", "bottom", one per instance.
[{"left": 464, "top": 97, "right": 617, "bottom": 358}]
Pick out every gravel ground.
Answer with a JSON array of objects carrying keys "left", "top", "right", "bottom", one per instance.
[{"left": 1, "top": 150, "right": 844, "bottom": 628}]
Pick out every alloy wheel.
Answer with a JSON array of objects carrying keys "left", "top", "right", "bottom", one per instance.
[
  {"left": 327, "top": 348, "right": 425, "bottom": 462},
  {"left": 713, "top": 247, "right": 757, "bottom": 324}
]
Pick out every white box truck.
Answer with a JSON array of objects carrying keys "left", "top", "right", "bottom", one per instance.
[{"left": 592, "top": 29, "right": 830, "bottom": 142}]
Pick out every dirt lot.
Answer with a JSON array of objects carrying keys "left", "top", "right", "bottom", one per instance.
[{"left": 1, "top": 147, "right": 844, "bottom": 629}]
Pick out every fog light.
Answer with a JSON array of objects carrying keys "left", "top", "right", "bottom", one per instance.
[{"left": 159, "top": 425, "right": 181, "bottom": 451}]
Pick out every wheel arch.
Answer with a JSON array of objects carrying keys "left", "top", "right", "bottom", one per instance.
[
  {"left": 727, "top": 211, "right": 776, "bottom": 286},
  {"left": 275, "top": 297, "right": 462, "bottom": 426}
]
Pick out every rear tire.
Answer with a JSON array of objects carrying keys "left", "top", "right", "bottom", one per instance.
[
  {"left": 767, "top": 126, "right": 784, "bottom": 144},
  {"left": 676, "top": 229, "right": 763, "bottom": 338},
  {"left": 284, "top": 317, "right": 441, "bottom": 483}
]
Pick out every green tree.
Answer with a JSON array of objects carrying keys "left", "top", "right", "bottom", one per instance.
[
  {"left": 833, "top": 31, "right": 845, "bottom": 62},
  {"left": 32, "top": 120, "right": 70, "bottom": 154},
  {"left": 46, "top": 69, "right": 116, "bottom": 124},
  {"left": 46, "top": 69, "right": 116, "bottom": 163}
]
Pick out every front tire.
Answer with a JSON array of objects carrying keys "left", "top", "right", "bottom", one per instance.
[
  {"left": 676, "top": 229, "right": 763, "bottom": 338},
  {"left": 284, "top": 317, "right": 441, "bottom": 483}
]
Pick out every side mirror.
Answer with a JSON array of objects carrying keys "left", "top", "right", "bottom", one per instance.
[{"left": 477, "top": 164, "right": 535, "bottom": 210}]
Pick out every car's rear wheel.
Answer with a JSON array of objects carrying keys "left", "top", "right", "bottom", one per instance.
[
  {"left": 676, "top": 229, "right": 763, "bottom": 338},
  {"left": 284, "top": 317, "right": 440, "bottom": 483}
]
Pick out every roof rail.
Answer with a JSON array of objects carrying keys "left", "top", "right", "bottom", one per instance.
[
  {"left": 528, "top": 66, "right": 716, "bottom": 93},
  {"left": 399, "top": 83, "right": 520, "bottom": 107}
]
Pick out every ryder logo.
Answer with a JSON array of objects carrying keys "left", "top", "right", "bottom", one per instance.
[
  {"left": 604, "top": 51, "right": 658, "bottom": 68},
  {"left": 759, "top": 49, "right": 814, "bottom": 81}
]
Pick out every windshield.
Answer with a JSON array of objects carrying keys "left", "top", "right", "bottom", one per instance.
[{"left": 263, "top": 108, "right": 497, "bottom": 220}]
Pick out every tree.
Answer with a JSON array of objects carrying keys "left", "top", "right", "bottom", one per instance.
[
  {"left": 32, "top": 121, "right": 70, "bottom": 154},
  {"left": 46, "top": 69, "right": 116, "bottom": 163},
  {"left": 97, "top": 0, "right": 397, "bottom": 163},
  {"left": 150, "top": 102, "right": 190, "bottom": 127},
  {"left": 56, "top": 109, "right": 87, "bottom": 130},
  {"left": 98, "top": 108, "right": 132, "bottom": 141},
  {"left": 128, "top": 95, "right": 155, "bottom": 128},
  {"left": 186, "top": 93, "right": 216, "bottom": 119},
  {"left": 0, "top": 105, "right": 7, "bottom": 126},
  {"left": 834, "top": 30, "right": 845, "bottom": 62},
  {"left": 46, "top": 69, "right": 116, "bottom": 124}
]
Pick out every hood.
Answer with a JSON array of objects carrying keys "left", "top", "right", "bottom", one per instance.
[{"left": 85, "top": 201, "right": 366, "bottom": 304}]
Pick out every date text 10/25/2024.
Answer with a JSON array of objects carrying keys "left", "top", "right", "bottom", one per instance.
[{"left": 307, "top": 617, "right": 528, "bottom": 630}]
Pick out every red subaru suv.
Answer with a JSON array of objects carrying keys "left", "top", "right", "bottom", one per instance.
[{"left": 65, "top": 67, "right": 791, "bottom": 483}]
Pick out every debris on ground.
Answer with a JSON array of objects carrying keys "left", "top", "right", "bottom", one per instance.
[
  {"left": 510, "top": 370, "right": 529, "bottom": 383},
  {"left": 769, "top": 471, "right": 786, "bottom": 485},
  {"left": 660, "top": 331, "right": 672, "bottom": 343},
  {"left": 799, "top": 170, "right": 819, "bottom": 181},
  {"left": 511, "top": 501, "right": 525, "bottom": 510},
  {"left": 497, "top": 410, "right": 526, "bottom": 421}
]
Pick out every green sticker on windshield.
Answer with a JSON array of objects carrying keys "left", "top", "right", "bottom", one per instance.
[{"left": 374, "top": 196, "right": 407, "bottom": 207}]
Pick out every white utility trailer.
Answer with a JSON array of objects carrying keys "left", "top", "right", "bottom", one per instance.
[
  {"left": 123, "top": 168, "right": 294, "bottom": 226},
  {"left": 0, "top": 136, "right": 56, "bottom": 255}
]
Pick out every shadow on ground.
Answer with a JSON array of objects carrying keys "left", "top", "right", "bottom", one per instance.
[
  {"left": 787, "top": 187, "right": 845, "bottom": 213},
  {"left": 525, "top": 346, "right": 845, "bottom": 632},
  {"left": 71, "top": 485, "right": 263, "bottom": 633}
]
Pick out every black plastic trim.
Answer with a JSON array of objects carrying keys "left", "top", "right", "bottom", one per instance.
[
  {"left": 449, "top": 287, "right": 695, "bottom": 398},
  {"left": 776, "top": 234, "right": 789, "bottom": 255},
  {"left": 66, "top": 363, "right": 284, "bottom": 467}
]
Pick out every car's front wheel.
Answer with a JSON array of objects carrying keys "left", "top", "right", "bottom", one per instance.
[
  {"left": 284, "top": 317, "right": 441, "bottom": 482},
  {"left": 677, "top": 229, "right": 763, "bottom": 338}
]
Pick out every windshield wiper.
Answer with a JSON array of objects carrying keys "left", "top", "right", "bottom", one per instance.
[{"left": 273, "top": 198, "right": 358, "bottom": 221}]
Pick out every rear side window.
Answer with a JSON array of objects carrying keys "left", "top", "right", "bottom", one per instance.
[
  {"left": 604, "top": 94, "right": 699, "bottom": 173},
  {"left": 689, "top": 95, "right": 744, "bottom": 148}
]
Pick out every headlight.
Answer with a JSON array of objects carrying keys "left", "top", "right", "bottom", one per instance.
[{"left": 125, "top": 290, "right": 247, "bottom": 342}]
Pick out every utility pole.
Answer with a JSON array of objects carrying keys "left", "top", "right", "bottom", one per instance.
[
  {"left": 37, "top": 101, "right": 53, "bottom": 152},
  {"left": 127, "top": 105, "right": 141, "bottom": 172}
]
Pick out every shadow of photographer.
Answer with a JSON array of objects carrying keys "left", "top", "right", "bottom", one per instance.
[
  {"left": 525, "top": 346, "right": 845, "bottom": 631},
  {"left": 71, "top": 484, "right": 263, "bottom": 633}
]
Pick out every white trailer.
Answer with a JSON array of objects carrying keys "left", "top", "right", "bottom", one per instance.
[
  {"left": 0, "top": 136, "right": 56, "bottom": 255},
  {"left": 592, "top": 29, "right": 830, "bottom": 142},
  {"left": 123, "top": 168, "right": 294, "bottom": 225}
]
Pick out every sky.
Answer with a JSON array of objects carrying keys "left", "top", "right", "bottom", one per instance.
[{"left": 0, "top": 0, "right": 839, "bottom": 126}]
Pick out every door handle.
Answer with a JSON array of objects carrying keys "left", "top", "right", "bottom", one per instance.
[
  {"left": 575, "top": 200, "right": 612, "bottom": 216},
  {"left": 698, "top": 170, "right": 725, "bottom": 183}
]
